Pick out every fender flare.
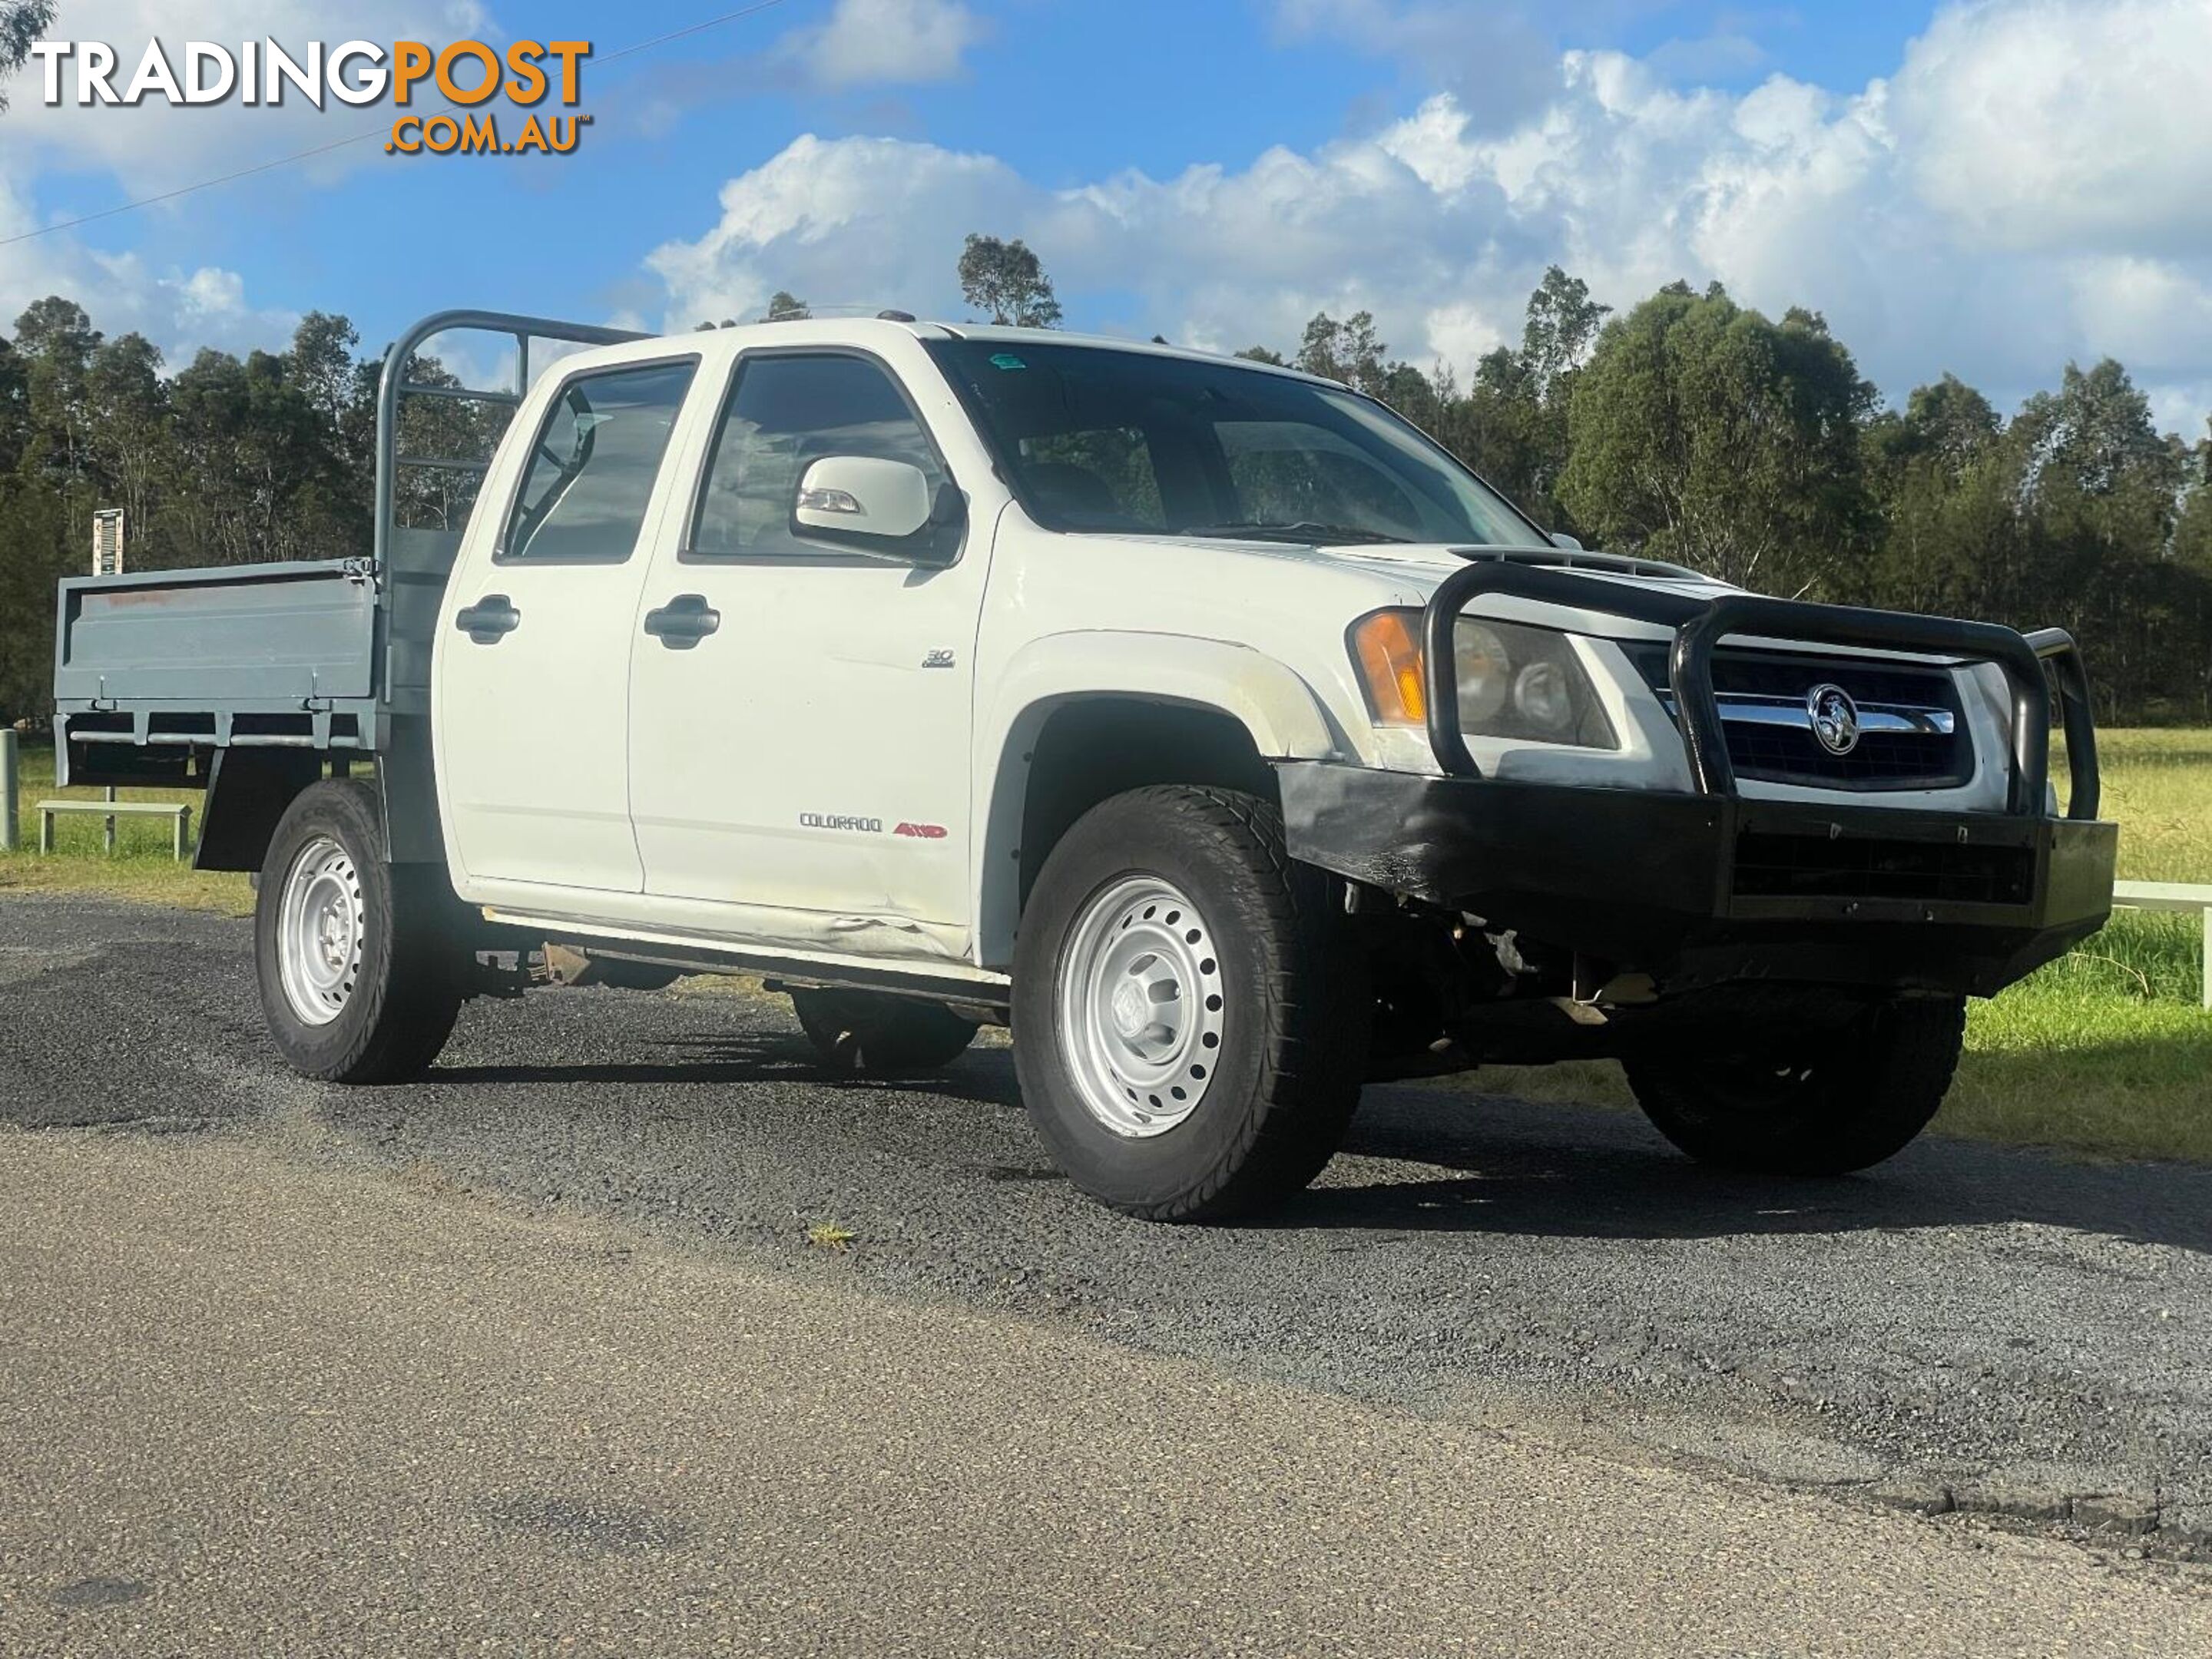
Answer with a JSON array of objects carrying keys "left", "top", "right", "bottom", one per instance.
[{"left": 970, "top": 631, "right": 1345, "bottom": 965}]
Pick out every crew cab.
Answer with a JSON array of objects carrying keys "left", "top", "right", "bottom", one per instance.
[{"left": 51, "top": 310, "right": 2118, "bottom": 1220}]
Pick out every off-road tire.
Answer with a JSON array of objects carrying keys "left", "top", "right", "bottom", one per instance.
[
  {"left": 790, "top": 988, "right": 979, "bottom": 1076},
  {"left": 1625, "top": 995, "right": 1967, "bottom": 1176},
  {"left": 1011, "top": 785, "right": 1366, "bottom": 1222},
  {"left": 254, "top": 779, "right": 465, "bottom": 1083}
]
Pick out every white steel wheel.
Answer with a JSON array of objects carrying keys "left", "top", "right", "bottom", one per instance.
[
  {"left": 256, "top": 780, "right": 465, "bottom": 1084},
  {"left": 1055, "top": 875, "right": 1228, "bottom": 1137},
  {"left": 1013, "top": 786, "right": 1366, "bottom": 1221},
  {"left": 275, "top": 834, "right": 366, "bottom": 1028}
]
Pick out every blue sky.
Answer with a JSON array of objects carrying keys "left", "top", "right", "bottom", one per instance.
[{"left": 5, "top": 0, "right": 2210, "bottom": 432}]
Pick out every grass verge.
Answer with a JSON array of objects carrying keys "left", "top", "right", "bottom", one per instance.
[{"left": 2, "top": 741, "right": 251, "bottom": 916}]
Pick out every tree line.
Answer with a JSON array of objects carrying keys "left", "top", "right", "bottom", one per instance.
[
  {"left": 2, "top": 235, "right": 2207, "bottom": 722},
  {"left": 1233, "top": 269, "right": 2212, "bottom": 723}
]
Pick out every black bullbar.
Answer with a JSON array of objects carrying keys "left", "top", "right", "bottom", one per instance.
[{"left": 1279, "top": 562, "right": 2118, "bottom": 999}]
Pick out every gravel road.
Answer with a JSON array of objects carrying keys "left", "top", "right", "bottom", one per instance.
[{"left": 5, "top": 890, "right": 2210, "bottom": 1557}]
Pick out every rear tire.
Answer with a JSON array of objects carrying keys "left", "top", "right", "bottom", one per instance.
[
  {"left": 790, "top": 988, "right": 979, "bottom": 1076},
  {"left": 254, "top": 780, "right": 464, "bottom": 1084},
  {"left": 1625, "top": 995, "right": 1966, "bottom": 1176},
  {"left": 1011, "top": 786, "right": 1366, "bottom": 1222}
]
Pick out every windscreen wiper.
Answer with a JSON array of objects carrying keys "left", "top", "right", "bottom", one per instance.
[{"left": 1177, "top": 521, "right": 1409, "bottom": 545}]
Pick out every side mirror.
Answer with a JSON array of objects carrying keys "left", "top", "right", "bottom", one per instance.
[
  {"left": 792, "top": 455, "right": 963, "bottom": 565},
  {"left": 1548, "top": 530, "right": 1584, "bottom": 551}
]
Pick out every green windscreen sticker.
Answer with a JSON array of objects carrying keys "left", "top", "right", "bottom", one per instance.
[{"left": 989, "top": 353, "right": 1027, "bottom": 370}]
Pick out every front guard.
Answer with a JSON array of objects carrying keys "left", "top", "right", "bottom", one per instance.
[{"left": 1283, "top": 564, "right": 2118, "bottom": 1000}]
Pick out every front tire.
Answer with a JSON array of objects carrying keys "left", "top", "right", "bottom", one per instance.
[
  {"left": 255, "top": 780, "right": 464, "bottom": 1083},
  {"left": 1012, "top": 786, "right": 1366, "bottom": 1222},
  {"left": 1625, "top": 995, "right": 1966, "bottom": 1175}
]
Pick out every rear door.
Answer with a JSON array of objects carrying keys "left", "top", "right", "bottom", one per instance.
[
  {"left": 625, "top": 347, "right": 985, "bottom": 945},
  {"left": 435, "top": 353, "right": 700, "bottom": 897}
]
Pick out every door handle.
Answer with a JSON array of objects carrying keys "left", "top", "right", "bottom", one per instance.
[
  {"left": 644, "top": 594, "right": 721, "bottom": 650},
  {"left": 454, "top": 594, "right": 521, "bottom": 644}
]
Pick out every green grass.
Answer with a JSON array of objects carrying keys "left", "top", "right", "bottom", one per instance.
[
  {"left": 5, "top": 728, "right": 2208, "bottom": 1161},
  {"left": 1942, "top": 727, "right": 2211, "bottom": 1160},
  {"left": 1, "top": 740, "right": 251, "bottom": 915},
  {"left": 2071, "top": 726, "right": 2212, "bottom": 883}
]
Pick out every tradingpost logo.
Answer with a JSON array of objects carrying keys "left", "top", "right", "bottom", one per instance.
[{"left": 25, "top": 37, "right": 595, "bottom": 157}]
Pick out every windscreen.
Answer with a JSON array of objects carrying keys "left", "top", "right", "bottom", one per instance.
[{"left": 926, "top": 339, "right": 1540, "bottom": 547}]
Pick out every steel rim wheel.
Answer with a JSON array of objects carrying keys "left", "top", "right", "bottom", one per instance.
[
  {"left": 276, "top": 835, "right": 366, "bottom": 1028},
  {"left": 1055, "top": 875, "right": 1227, "bottom": 1138}
]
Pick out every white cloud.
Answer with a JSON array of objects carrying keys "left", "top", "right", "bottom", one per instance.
[
  {"left": 0, "top": 171, "right": 296, "bottom": 363},
  {"left": 793, "top": 0, "right": 985, "bottom": 89},
  {"left": 645, "top": 132, "right": 1024, "bottom": 326},
  {"left": 651, "top": 0, "right": 2212, "bottom": 432},
  {"left": 1891, "top": 0, "right": 2212, "bottom": 251}
]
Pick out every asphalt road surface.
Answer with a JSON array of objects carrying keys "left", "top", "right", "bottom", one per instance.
[{"left": 5, "top": 892, "right": 2212, "bottom": 1654}]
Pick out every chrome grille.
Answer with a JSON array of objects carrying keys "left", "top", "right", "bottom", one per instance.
[{"left": 1626, "top": 645, "right": 1973, "bottom": 791}]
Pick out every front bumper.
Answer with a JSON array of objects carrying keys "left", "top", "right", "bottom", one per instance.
[
  {"left": 1291, "top": 563, "right": 2118, "bottom": 1000},
  {"left": 1279, "top": 762, "right": 2118, "bottom": 999}
]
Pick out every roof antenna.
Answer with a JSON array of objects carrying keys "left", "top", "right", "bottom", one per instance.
[{"left": 877, "top": 309, "right": 916, "bottom": 323}]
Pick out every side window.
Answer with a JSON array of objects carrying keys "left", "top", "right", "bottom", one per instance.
[
  {"left": 1015, "top": 428, "right": 1164, "bottom": 528},
  {"left": 693, "top": 355, "right": 946, "bottom": 558},
  {"left": 502, "top": 359, "right": 697, "bottom": 563}
]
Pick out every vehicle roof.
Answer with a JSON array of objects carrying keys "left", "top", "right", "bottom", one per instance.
[{"left": 623, "top": 315, "right": 1346, "bottom": 390}]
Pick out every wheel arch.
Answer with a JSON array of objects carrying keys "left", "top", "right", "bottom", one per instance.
[
  {"left": 972, "top": 632, "right": 1343, "bottom": 969},
  {"left": 196, "top": 717, "right": 444, "bottom": 873}
]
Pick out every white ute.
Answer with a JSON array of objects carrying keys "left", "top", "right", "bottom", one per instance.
[{"left": 51, "top": 310, "right": 2118, "bottom": 1220}]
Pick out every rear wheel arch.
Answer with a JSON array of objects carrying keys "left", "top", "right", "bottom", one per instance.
[
  {"left": 197, "top": 748, "right": 328, "bottom": 872},
  {"left": 196, "top": 719, "right": 445, "bottom": 874}
]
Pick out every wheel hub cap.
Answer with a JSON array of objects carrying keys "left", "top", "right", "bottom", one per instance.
[
  {"left": 1056, "top": 876, "right": 1227, "bottom": 1138},
  {"left": 276, "top": 836, "right": 365, "bottom": 1028}
]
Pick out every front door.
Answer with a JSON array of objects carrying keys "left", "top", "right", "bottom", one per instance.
[
  {"left": 435, "top": 354, "right": 700, "bottom": 896},
  {"left": 626, "top": 349, "right": 985, "bottom": 949}
]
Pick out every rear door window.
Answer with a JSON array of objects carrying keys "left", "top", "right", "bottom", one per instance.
[{"left": 502, "top": 359, "right": 697, "bottom": 563}]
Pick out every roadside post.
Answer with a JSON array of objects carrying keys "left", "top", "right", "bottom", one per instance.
[{"left": 1, "top": 730, "right": 16, "bottom": 852}]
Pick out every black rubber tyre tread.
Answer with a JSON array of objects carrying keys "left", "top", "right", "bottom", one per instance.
[
  {"left": 790, "top": 988, "right": 979, "bottom": 1076},
  {"left": 1011, "top": 784, "right": 1366, "bottom": 1223},
  {"left": 254, "top": 780, "right": 465, "bottom": 1084},
  {"left": 1624, "top": 995, "right": 1967, "bottom": 1176}
]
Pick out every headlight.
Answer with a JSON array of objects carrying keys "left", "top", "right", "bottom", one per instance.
[{"left": 1349, "top": 610, "right": 1618, "bottom": 750}]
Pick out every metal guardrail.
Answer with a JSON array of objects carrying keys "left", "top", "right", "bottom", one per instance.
[{"left": 2111, "top": 881, "right": 2212, "bottom": 1011}]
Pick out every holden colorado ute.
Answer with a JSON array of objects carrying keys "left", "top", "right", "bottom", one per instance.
[{"left": 51, "top": 310, "right": 2118, "bottom": 1220}]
